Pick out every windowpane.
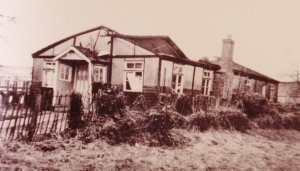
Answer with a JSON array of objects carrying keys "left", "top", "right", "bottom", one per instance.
[
  {"left": 179, "top": 67, "right": 183, "bottom": 73},
  {"left": 59, "top": 64, "right": 72, "bottom": 81},
  {"left": 127, "top": 63, "right": 134, "bottom": 68},
  {"left": 60, "top": 72, "right": 64, "bottom": 80},
  {"left": 135, "top": 63, "right": 142, "bottom": 69},
  {"left": 178, "top": 75, "right": 182, "bottom": 83},
  {"left": 65, "top": 73, "right": 69, "bottom": 80},
  {"left": 136, "top": 72, "right": 142, "bottom": 77}
]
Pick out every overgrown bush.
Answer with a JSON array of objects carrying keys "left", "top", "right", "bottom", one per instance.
[
  {"left": 131, "top": 95, "right": 146, "bottom": 111},
  {"left": 187, "top": 113, "right": 218, "bottom": 131},
  {"left": 234, "top": 93, "right": 269, "bottom": 118},
  {"left": 254, "top": 113, "right": 300, "bottom": 131},
  {"left": 187, "top": 110, "right": 250, "bottom": 132},
  {"left": 68, "top": 92, "right": 84, "bottom": 130},
  {"left": 218, "top": 111, "right": 250, "bottom": 132},
  {"left": 175, "top": 95, "right": 193, "bottom": 115},
  {"left": 69, "top": 109, "right": 189, "bottom": 147},
  {"left": 193, "top": 95, "right": 216, "bottom": 112},
  {"left": 95, "top": 93, "right": 126, "bottom": 118}
]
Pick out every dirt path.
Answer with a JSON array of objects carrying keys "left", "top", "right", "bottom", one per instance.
[{"left": 1, "top": 129, "right": 300, "bottom": 171}]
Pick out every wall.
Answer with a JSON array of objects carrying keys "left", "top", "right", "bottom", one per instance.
[
  {"left": 193, "top": 67, "right": 204, "bottom": 92},
  {"left": 32, "top": 58, "right": 44, "bottom": 82},
  {"left": 56, "top": 61, "right": 75, "bottom": 95},
  {"left": 278, "top": 82, "right": 300, "bottom": 103},
  {"left": 270, "top": 83, "right": 278, "bottom": 102},
  {"left": 111, "top": 58, "right": 125, "bottom": 88},
  {"left": 212, "top": 72, "right": 225, "bottom": 97},
  {"left": 183, "top": 65, "right": 194, "bottom": 95},
  {"left": 144, "top": 58, "right": 159, "bottom": 87},
  {"left": 111, "top": 57, "right": 159, "bottom": 92},
  {"left": 112, "top": 38, "right": 154, "bottom": 56},
  {"left": 40, "top": 39, "right": 74, "bottom": 56},
  {"left": 159, "top": 60, "right": 173, "bottom": 93}
]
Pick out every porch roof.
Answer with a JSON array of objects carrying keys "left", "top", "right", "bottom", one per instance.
[{"left": 53, "top": 46, "right": 109, "bottom": 64}]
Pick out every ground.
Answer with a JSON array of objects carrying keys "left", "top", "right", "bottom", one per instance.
[{"left": 1, "top": 129, "right": 300, "bottom": 171}]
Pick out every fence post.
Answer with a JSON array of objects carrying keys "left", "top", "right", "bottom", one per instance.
[{"left": 27, "top": 93, "right": 41, "bottom": 141}]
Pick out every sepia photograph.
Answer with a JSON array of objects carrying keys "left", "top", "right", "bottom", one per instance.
[{"left": 0, "top": 0, "right": 300, "bottom": 170}]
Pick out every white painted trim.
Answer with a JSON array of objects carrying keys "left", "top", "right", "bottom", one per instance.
[
  {"left": 52, "top": 60, "right": 59, "bottom": 106},
  {"left": 52, "top": 46, "right": 91, "bottom": 63},
  {"left": 88, "top": 62, "right": 92, "bottom": 103},
  {"left": 73, "top": 64, "right": 78, "bottom": 90},
  {"left": 58, "top": 63, "right": 72, "bottom": 82},
  {"left": 93, "top": 65, "right": 107, "bottom": 83}
]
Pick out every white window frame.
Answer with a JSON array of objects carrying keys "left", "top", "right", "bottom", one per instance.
[
  {"left": 42, "top": 61, "right": 56, "bottom": 87},
  {"left": 59, "top": 63, "right": 72, "bottom": 82},
  {"left": 123, "top": 61, "right": 144, "bottom": 92},
  {"left": 201, "top": 70, "right": 213, "bottom": 96},
  {"left": 93, "top": 65, "right": 106, "bottom": 83},
  {"left": 172, "top": 64, "right": 184, "bottom": 94}
]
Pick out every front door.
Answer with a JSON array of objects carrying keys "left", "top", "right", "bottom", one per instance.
[{"left": 74, "top": 63, "right": 89, "bottom": 97}]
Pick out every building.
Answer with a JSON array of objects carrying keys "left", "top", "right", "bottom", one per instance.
[
  {"left": 278, "top": 82, "right": 300, "bottom": 104},
  {"left": 211, "top": 36, "right": 279, "bottom": 102},
  {"left": 32, "top": 26, "right": 220, "bottom": 106}
]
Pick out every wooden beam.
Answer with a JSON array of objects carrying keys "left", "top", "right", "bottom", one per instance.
[
  {"left": 112, "top": 55, "right": 158, "bottom": 58},
  {"left": 157, "top": 58, "right": 162, "bottom": 93},
  {"left": 108, "top": 36, "right": 114, "bottom": 83},
  {"left": 191, "top": 66, "right": 196, "bottom": 96}
]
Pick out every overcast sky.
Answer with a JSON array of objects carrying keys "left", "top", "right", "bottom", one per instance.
[{"left": 0, "top": 0, "right": 300, "bottom": 81}]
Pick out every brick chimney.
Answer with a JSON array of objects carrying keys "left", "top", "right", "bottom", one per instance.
[{"left": 220, "top": 35, "right": 234, "bottom": 73}]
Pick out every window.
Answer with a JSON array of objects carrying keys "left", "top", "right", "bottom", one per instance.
[
  {"left": 59, "top": 64, "right": 72, "bottom": 81},
  {"left": 94, "top": 66, "right": 106, "bottom": 83},
  {"left": 244, "top": 79, "right": 251, "bottom": 91},
  {"left": 201, "top": 70, "right": 213, "bottom": 95},
  {"left": 125, "top": 62, "right": 143, "bottom": 70},
  {"left": 42, "top": 61, "right": 55, "bottom": 87},
  {"left": 172, "top": 64, "right": 184, "bottom": 93},
  {"left": 124, "top": 61, "right": 144, "bottom": 92}
]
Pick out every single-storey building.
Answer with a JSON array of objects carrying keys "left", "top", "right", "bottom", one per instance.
[
  {"left": 210, "top": 36, "right": 279, "bottom": 102},
  {"left": 32, "top": 26, "right": 220, "bottom": 106},
  {"left": 278, "top": 82, "right": 300, "bottom": 104}
]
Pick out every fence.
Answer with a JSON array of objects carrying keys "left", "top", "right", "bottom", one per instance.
[
  {"left": 0, "top": 88, "right": 91, "bottom": 141},
  {"left": 0, "top": 79, "right": 31, "bottom": 94}
]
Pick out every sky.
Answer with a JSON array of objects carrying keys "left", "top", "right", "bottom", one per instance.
[{"left": 0, "top": 0, "right": 300, "bottom": 81}]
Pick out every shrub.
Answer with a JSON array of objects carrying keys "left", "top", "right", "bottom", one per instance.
[
  {"left": 68, "top": 92, "right": 84, "bottom": 130},
  {"left": 95, "top": 93, "right": 126, "bottom": 118},
  {"left": 218, "top": 111, "right": 250, "bottom": 132},
  {"left": 193, "top": 95, "right": 216, "bottom": 112},
  {"left": 281, "top": 114, "right": 300, "bottom": 131},
  {"left": 186, "top": 109, "right": 250, "bottom": 132},
  {"left": 158, "top": 93, "right": 177, "bottom": 106},
  {"left": 131, "top": 95, "right": 146, "bottom": 111},
  {"left": 175, "top": 95, "right": 193, "bottom": 115},
  {"left": 187, "top": 113, "right": 218, "bottom": 131},
  {"left": 255, "top": 115, "right": 274, "bottom": 129},
  {"left": 235, "top": 93, "right": 269, "bottom": 118}
]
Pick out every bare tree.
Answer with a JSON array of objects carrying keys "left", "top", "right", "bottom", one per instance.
[{"left": 0, "top": 14, "right": 16, "bottom": 40}]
